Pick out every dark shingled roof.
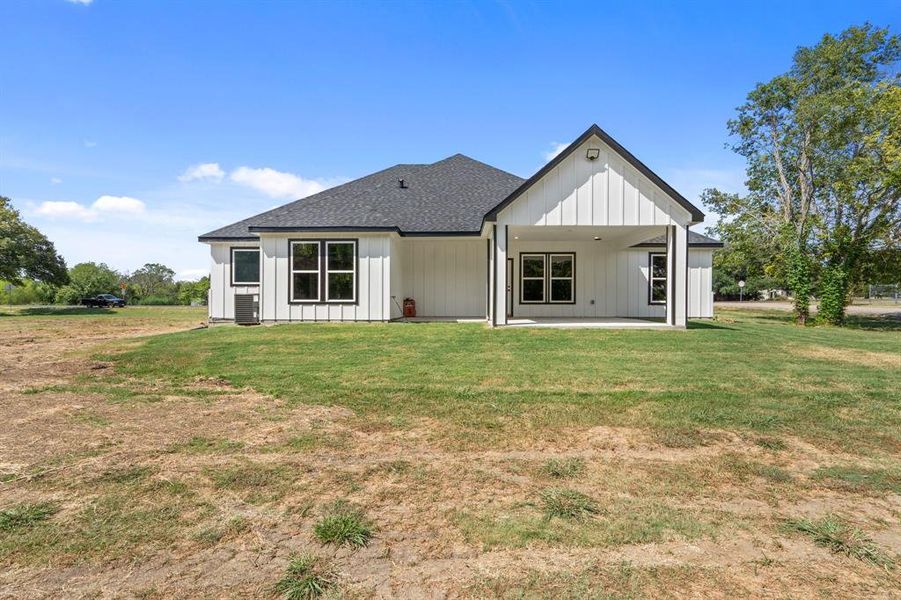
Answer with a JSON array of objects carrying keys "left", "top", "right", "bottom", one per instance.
[
  {"left": 198, "top": 154, "right": 524, "bottom": 241},
  {"left": 633, "top": 231, "right": 724, "bottom": 247}
]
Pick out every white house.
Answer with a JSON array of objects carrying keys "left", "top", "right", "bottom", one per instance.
[{"left": 199, "top": 125, "right": 722, "bottom": 327}]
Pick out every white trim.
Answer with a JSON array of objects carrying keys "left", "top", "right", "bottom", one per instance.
[
  {"left": 290, "top": 241, "right": 321, "bottom": 302},
  {"left": 232, "top": 248, "right": 261, "bottom": 286},
  {"left": 548, "top": 253, "right": 574, "bottom": 303},
  {"left": 650, "top": 252, "right": 666, "bottom": 305},
  {"left": 325, "top": 240, "right": 357, "bottom": 303},
  {"left": 520, "top": 253, "right": 546, "bottom": 303}
]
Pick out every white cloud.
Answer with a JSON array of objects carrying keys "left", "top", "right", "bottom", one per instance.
[
  {"left": 176, "top": 268, "right": 209, "bottom": 281},
  {"left": 83, "top": 139, "right": 97, "bottom": 148},
  {"left": 229, "top": 166, "right": 329, "bottom": 199},
  {"left": 34, "top": 195, "right": 146, "bottom": 222},
  {"left": 50, "top": 177, "right": 63, "bottom": 185},
  {"left": 92, "top": 195, "right": 146, "bottom": 215},
  {"left": 35, "top": 201, "right": 96, "bottom": 221},
  {"left": 543, "top": 142, "right": 569, "bottom": 162},
  {"left": 178, "top": 162, "right": 225, "bottom": 183}
]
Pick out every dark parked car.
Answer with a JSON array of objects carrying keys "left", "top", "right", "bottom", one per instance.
[{"left": 81, "top": 294, "right": 127, "bottom": 308}]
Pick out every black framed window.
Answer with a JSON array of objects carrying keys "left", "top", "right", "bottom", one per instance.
[
  {"left": 649, "top": 253, "right": 667, "bottom": 304},
  {"left": 520, "top": 254, "right": 546, "bottom": 303},
  {"left": 519, "top": 252, "right": 576, "bottom": 304},
  {"left": 289, "top": 240, "right": 357, "bottom": 303},
  {"left": 291, "top": 242, "right": 320, "bottom": 301},
  {"left": 231, "top": 248, "right": 260, "bottom": 285},
  {"left": 549, "top": 254, "right": 574, "bottom": 303},
  {"left": 326, "top": 241, "right": 356, "bottom": 301}
]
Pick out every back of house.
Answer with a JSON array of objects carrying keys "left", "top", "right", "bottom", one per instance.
[{"left": 199, "top": 125, "right": 722, "bottom": 326}]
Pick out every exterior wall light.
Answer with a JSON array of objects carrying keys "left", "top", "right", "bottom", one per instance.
[{"left": 586, "top": 148, "right": 600, "bottom": 161}]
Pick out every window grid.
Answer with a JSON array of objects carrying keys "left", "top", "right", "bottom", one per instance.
[
  {"left": 325, "top": 240, "right": 356, "bottom": 303},
  {"left": 290, "top": 241, "right": 321, "bottom": 302},
  {"left": 519, "top": 252, "right": 576, "bottom": 305},
  {"left": 548, "top": 253, "right": 574, "bottom": 303},
  {"left": 288, "top": 240, "right": 358, "bottom": 304},
  {"left": 649, "top": 252, "right": 667, "bottom": 305},
  {"left": 520, "top": 254, "right": 546, "bottom": 304}
]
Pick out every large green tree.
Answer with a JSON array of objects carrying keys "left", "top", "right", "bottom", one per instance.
[
  {"left": 0, "top": 196, "right": 68, "bottom": 286},
  {"left": 128, "top": 262, "right": 176, "bottom": 301},
  {"left": 713, "top": 24, "right": 900, "bottom": 324},
  {"left": 55, "top": 262, "right": 121, "bottom": 304}
]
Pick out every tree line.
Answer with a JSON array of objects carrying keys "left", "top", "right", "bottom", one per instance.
[
  {"left": 1, "top": 197, "right": 208, "bottom": 306},
  {"left": 707, "top": 24, "right": 900, "bottom": 323}
]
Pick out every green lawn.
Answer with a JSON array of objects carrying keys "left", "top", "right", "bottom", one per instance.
[
  {"left": 3, "top": 306, "right": 899, "bottom": 596},
  {"left": 99, "top": 309, "right": 900, "bottom": 455}
]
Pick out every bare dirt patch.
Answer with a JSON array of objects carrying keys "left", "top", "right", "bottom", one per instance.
[{"left": 0, "top": 312, "right": 898, "bottom": 598}]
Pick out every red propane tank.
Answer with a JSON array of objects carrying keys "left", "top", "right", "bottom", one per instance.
[{"left": 403, "top": 298, "right": 416, "bottom": 318}]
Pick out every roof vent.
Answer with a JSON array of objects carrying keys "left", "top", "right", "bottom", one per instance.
[{"left": 398, "top": 178, "right": 408, "bottom": 189}]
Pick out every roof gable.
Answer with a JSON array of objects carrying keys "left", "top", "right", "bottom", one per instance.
[{"left": 484, "top": 124, "right": 704, "bottom": 224}]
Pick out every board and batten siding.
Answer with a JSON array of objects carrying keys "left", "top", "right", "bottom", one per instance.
[
  {"left": 209, "top": 242, "right": 260, "bottom": 321},
  {"left": 494, "top": 133, "right": 693, "bottom": 326},
  {"left": 688, "top": 249, "right": 714, "bottom": 318},
  {"left": 509, "top": 241, "right": 665, "bottom": 319},
  {"left": 396, "top": 238, "right": 487, "bottom": 317},
  {"left": 498, "top": 136, "right": 693, "bottom": 229},
  {"left": 257, "top": 233, "right": 392, "bottom": 322}
]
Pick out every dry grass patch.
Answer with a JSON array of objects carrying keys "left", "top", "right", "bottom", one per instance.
[{"left": 790, "top": 344, "right": 901, "bottom": 369}]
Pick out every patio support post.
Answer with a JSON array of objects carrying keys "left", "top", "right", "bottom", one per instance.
[
  {"left": 673, "top": 223, "right": 688, "bottom": 327},
  {"left": 666, "top": 225, "right": 675, "bottom": 326},
  {"left": 493, "top": 223, "right": 508, "bottom": 326}
]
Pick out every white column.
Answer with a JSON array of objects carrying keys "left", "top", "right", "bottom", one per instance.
[
  {"left": 494, "top": 224, "right": 508, "bottom": 326},
  {"left": 665, "top": 226, "right": 675, "bottom": 326},
  {"left": 673, "top": 223, "right": 688, "bottom": 327}
]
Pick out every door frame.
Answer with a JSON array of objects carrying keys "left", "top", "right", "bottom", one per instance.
[{"left": 506, "top": 257, "right": 513, "bottom": 317}]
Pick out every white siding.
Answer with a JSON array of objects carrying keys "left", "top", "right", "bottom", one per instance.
[
  {"left": 508, "top": 240, "right": 666, "bottom": 319},
  {"left": 208, "top": 242, "right": 260, "bottom": 321},
  {"left": 254, "top": 233, "right": 392, "bottom": 322},
  {"left": 397, "top": 238, "right": 487, "bottom": 317},
  {"left": 498, "top": 135, "right": 692, "bottom": 229},
  {"left": 688, "top": 249, "right": 714, "bottom": 318}
]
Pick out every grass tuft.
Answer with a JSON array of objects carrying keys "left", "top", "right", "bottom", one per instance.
[
  {"left": 539, "top": 457, "right": 585, "bottom": 479},
  {"left": 170, "top": 436, "right": 244, "bottom": 454},
  {"left": 784, "top": 516, "right": 890, "bottom": 566},
  {"left": 755, "top": 437, "right": 787, "bottom": 451},
  {"left": 812, "top": 465, "right": 900, "bottom": 494},
  {"left": 193, "top": 516, "right": 251, "bottom": 546},
  {"left": 540, "top": 488, "right": 599, "bottom": 521},
  {"left": 274, "top": 553, "right": 338, "bottom": 599},
  {"left": 0, "top": 502, "right": 58, "bottom": 532},
  {"left": 95, "top": 466, "right": 153, "bottom": 485},
  {"left": 313, "top": 500, "right": 373, "bottom": 548}
]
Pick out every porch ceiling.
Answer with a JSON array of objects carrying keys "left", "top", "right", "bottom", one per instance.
[{"left": 508, "top": 224, "right": 664, "bottom": 243}]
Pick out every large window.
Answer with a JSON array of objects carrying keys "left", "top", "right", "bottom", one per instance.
[
  {"left": 649, "top": 253, "right": 667, "bottom": 304},
  {"left": 519, "top": 252, "right": 575, "bottom": 304},
  {"left": 289, "top": 240, "right": 357, "bottom": 303},
  {"left": 231, "top": 248, "right": 260, "bottom": 285}
]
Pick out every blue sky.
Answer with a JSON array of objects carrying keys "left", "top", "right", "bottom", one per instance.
[{"left": 2, "top": 1, "right": 898, "bottom": 279}]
